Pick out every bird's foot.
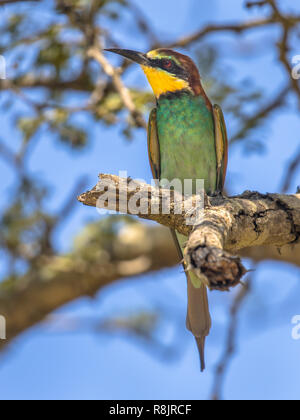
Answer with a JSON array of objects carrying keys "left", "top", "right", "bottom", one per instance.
[{"left": 209, "top": 190, "right": 227, "bottom": 199}]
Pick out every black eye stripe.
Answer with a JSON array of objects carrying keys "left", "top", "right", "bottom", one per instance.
[{"left": 149, "top": 58, "right": 187, "bottom": 79}]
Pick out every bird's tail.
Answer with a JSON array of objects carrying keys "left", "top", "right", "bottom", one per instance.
[
  {"left": 171, "top": 230, "right": 212, "bottom": 372},
  {"left": 186, "top": 273, "right": 211, "bottom": 372}
]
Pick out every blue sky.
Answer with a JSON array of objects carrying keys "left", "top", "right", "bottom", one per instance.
[{"left": 0, "top": 0, "right": 300, "bottom": 400}]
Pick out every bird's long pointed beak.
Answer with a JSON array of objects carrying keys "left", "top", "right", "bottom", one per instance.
[{"left": 104, "top": 49, "right": 149, "bottom": 66}]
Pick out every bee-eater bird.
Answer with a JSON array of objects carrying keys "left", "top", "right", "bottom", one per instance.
[{"left": 105, "top": 48, "right": 228, "bottom": 371}]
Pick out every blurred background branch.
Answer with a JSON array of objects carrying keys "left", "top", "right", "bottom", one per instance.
[{"left": 0, "top": 220, "right": 178, "bottom": 352}]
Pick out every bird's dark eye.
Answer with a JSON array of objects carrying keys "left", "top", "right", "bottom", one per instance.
[{"left": 162, "top": 59, "right": 173, "bottom": 70}]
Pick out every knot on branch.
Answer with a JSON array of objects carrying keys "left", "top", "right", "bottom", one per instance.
[{"left": 188, "top": 246, "right": 247, "bottom": 291}]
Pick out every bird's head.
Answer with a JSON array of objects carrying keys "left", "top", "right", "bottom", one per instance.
[{"left": 105, "top": 48, "right": 203, "bottom": 99}]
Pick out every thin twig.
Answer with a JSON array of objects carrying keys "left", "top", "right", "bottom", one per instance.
[
  {"left": 263, "top": 0, "right": 300, "bottom": 106},
  {"left": 0, "top": 139, "right": 20, "bottom": 168},
  {"left": 245, "top": 0, "right": 269, "bottom": 8},
  {"left": 167, "top": 16, "right": 300, "bottom": 48},
  {"left": 88, "top": 47, "right": 147, "bottom": 129},
  {"left": 0, "top": 0, "right": 40, "bottom": 4},
  {"left": 211, "top": 273, "right": 255, "bottom": 400},
  {"left": 277, "top": 26, "right": 300, "bottom": 107},
  {"left": 281, "top": 147, "right": 300, "bottom": 193},
  {"left": 230, "top": 85, "right": 290, "bottom": 144}
]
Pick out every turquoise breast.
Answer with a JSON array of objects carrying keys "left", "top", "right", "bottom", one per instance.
[{"left": 157, "top": 93, "right": 217, "bottom": 194}]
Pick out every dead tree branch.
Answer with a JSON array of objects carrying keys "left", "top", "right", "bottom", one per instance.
[
  {"left": 1, "top": 172, "right": 299, "bottom": 354},
  {"left": 78, "top": 174, "right": 300, "bottom": 289}
]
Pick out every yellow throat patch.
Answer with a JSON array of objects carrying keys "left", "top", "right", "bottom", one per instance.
[{"left": 141, "top": 65, "right": 190, "bottom": 98}]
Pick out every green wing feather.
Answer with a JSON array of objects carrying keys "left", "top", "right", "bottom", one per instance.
[
  {"left": 147, "top": 108, "right": 183, "bottom": 258},
  {"left": 213, "top": 104, "right": 228, "bottom": 192},
  {"left": 148, "top": 108, "right": 185, "bottom": 254},
  {"left": 147, "top": 108, "right": 161, "bottom": 180}
]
